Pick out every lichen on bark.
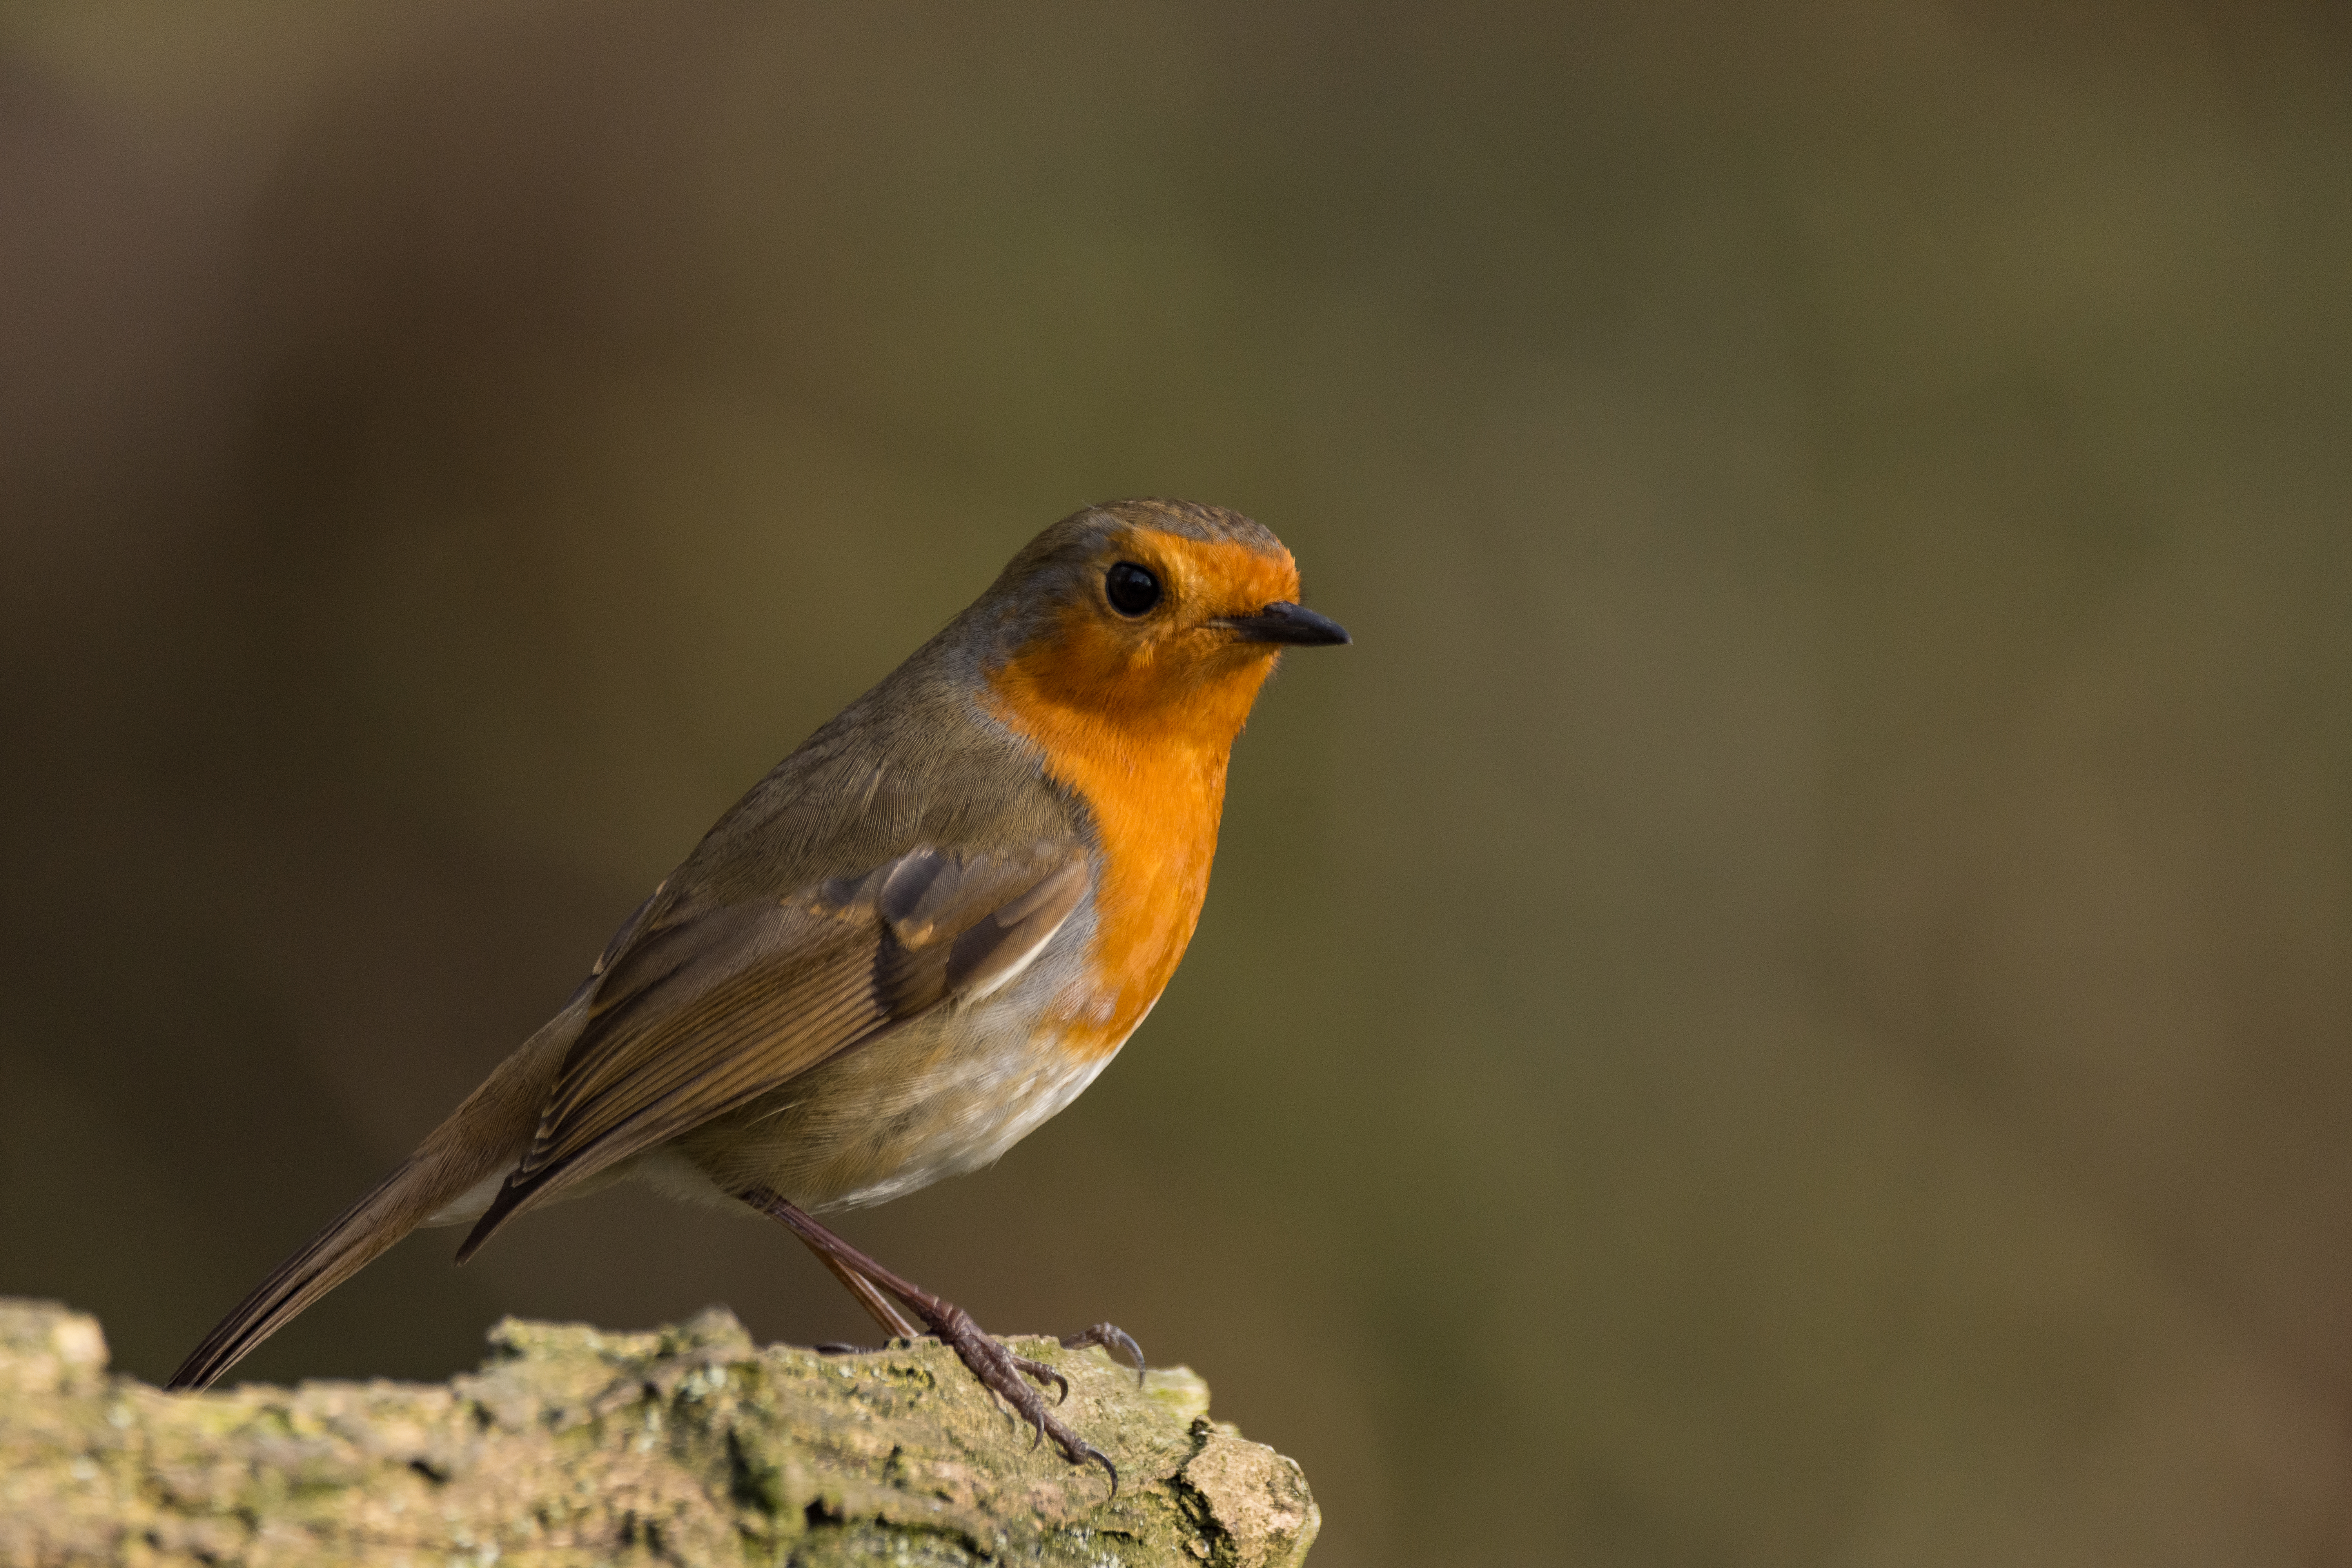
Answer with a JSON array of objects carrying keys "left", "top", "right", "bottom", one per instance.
[{"left": 0, "top": 1298, "right": 1317, "bottom": 1567}]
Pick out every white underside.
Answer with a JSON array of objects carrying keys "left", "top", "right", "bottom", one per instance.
[
  {"left": 822, "top": 1037, "right": 1116, "bottom": 1209},
  {"left": 424, "top": 1169, "right": 507, "bottom": 1228}
]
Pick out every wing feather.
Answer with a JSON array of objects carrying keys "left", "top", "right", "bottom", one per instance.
[{"left": 455, "top": 843, "right": 1088, "bottom": 1258}]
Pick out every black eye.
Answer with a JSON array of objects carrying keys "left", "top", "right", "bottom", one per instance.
[{"left": 1104, "top": 561, "right": 1162, "bottom": 616}]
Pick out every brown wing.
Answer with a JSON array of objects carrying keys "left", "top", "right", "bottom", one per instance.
[{"left": 456, "top": 844, "right": 1089, "bottom": 1258}]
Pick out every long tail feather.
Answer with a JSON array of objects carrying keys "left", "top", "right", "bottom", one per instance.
[
  {"left": 165, "top": 1011, "right": 581, "bottom": 1390},
  {"left": 166, "top": 1154, "right": 448, "bottom": 1390}
]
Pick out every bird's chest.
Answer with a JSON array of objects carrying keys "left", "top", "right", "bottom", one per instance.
[
  {"left": 1035, "top": 744, "right": 1227, "bottom": 1057},
  {"left": 979, "top": 651, "right": 1241, "bottom": 1059}
]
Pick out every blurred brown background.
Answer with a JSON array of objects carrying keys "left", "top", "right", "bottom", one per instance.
[{"left": 4, "top": 2, "right": 2350, "bottom": 1563}]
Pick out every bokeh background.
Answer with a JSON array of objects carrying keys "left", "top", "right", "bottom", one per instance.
[{"left": 5, "top": 3, "right": 2350, "bottom": 1562}]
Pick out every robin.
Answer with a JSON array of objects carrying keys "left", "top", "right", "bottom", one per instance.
[{"left": 167, "top": 497, "right": 1348, "bottom": 1486}]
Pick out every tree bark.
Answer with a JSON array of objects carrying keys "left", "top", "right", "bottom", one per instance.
[{"left": 0, "top": 1298, "right": 1317, "bottom": 1566}]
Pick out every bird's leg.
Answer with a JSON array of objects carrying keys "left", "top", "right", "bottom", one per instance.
[
  {"left": 738, "top": 1183, "right": 1119, "bottom": 1492},
  {"left": 805, "top": 1242, "right": 923, "bottom": 1344}
]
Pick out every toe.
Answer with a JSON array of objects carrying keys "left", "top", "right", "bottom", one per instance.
[{"left": 1060, "top": 1321, "right": 1147, "bottom": 1386}]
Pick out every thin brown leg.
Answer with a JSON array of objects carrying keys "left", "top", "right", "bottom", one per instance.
[
  {"left": 808, "top": 1242, "right": 923, "bottom": 1341},
  {"left": 740, "top": 1183, "right": 1119, "bottom": 1493}
]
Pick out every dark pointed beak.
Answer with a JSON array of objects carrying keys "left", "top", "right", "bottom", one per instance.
[{"left": 1214, "top": 601, "right": 1352, "bottom": 646}]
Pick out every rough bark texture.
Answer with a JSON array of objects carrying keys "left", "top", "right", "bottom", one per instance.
[{"left": 0, "top": 1298, "right": 1318, "bottom": 1567}]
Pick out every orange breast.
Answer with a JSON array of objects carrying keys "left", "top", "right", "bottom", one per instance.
[{"left": 984, "top": 593, "right": 1283, "bottom": 1057}]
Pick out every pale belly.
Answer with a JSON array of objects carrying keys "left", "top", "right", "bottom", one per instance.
[{"left": 645, "top": 944, "right": 1129, "bottom": 1212}]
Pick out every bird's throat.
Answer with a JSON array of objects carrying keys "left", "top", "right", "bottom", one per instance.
[{"left": 984, "top": 646, "right": 1276, "bottom": 1057}]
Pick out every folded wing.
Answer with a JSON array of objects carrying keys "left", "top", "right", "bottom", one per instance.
[{"left": 457, "top": 844, "right": 1089, "bottom": 1259}]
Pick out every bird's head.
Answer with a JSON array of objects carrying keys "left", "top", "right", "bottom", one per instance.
[{"left": 978, "top": 499, "right": 1348, "bottom": 748}]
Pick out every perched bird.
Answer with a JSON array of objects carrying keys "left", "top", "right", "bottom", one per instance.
[{"left": 167, "top": 498, "right": 1348, "bottom": 1484}]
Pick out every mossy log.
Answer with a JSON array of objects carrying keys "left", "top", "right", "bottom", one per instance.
[{"left": 0, "top": 1298, "right": 1317, "bottom": 1566}]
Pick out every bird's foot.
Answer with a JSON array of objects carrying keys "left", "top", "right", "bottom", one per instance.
[
  {"left": 737, "top": 1185, "right": 1118, "bottom": 1493},
  {"left": 1058, "top": 1321, "right": 1147, "bottom": 1387},
  {"left": 922, "top": 1298, "right": 1117, "bottom": 1492}
]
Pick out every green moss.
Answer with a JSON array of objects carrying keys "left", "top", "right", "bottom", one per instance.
[{"left": 0, "top": 1299, "right": 1317, "bottom": 1566}]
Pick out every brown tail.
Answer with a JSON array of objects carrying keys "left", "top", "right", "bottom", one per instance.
[
  {"left": 165, "top": 1151, "right": 471, "bottom": 1389},
  {"left": 165, "top": 1013, "right": 579, "bottom": 1391}
]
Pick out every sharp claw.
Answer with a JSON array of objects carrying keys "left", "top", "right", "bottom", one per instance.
[
  {"left": 1011, "top": 1353, "right": 1072, "bottom": 1405},
  {"left": 1111, "top": 1328, "right": 1146, "bottom": 1388},
  {"left": 1059, "top": 1321, "right": 1147, "bottom": 1387},
  {"left": 1084, "top": 1443, "right": 1119, "bottom": 1498}
]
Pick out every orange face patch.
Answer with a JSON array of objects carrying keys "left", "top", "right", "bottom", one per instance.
[{"left": 984, "top": 528, "right": 1301, "bottom": 1056}]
